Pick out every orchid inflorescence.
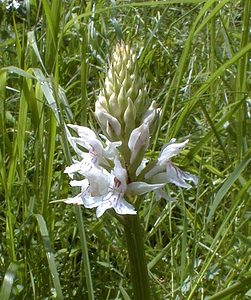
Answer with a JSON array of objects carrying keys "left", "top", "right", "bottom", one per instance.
[{"left": 64, "top": 43, "right": 198, "bottom": 218}]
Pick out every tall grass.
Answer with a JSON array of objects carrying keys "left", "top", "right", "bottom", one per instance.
[{"left": 0, "top": 0, "right": 250, "bottom": 299}]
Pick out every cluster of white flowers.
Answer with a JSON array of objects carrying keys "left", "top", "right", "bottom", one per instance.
[
  {"left": 64, "top": 44, "right": 197, "bottom": 217},
  {"left": 64, "top": 123, "right": 197, "bottom": 217}
]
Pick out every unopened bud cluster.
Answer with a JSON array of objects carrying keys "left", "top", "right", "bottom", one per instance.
[
  {"left": 95, "top": 43, "right": 149, "bottom": 141},
  {"left": 64, "top": 43, "right": 197, "bottom": 218}
]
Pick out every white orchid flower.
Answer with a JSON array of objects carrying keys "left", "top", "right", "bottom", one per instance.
[
  {"left": 153, "top": 162, "right": 198, "bottom": 189},
  {"left": 145, "top": 139, "right": 198, "bottom": 189},
  {"left": 65, "top": 156, "right": 136, "bottom": 217},
  {"left": 99, "top": 134, "right": 122, "bottom": 160},
  {"left": 64, "top": 152, "right": 99, "bottom": 178},
  {"left": 64, "top": 175, "right": 106, "bottom": 209},
  {"left": 65, "top": 124, "right": 122, "bottom": 175},
  {"left": 65, "top": 126, "right": 197, "bottom": 213},
  {"left": 67, "top": 124, "right": 121, "bottom": 161},
  {"left": 95, "top": 157, "right": 136, "bottom": 217}
]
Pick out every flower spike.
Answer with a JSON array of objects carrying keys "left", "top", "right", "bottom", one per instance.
[{"left": 64, "top": 43, "right": 197, "bottom": 218}]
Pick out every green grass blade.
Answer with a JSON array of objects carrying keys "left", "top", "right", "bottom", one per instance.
[
  {"left": 41, "top": 0, "right": 62, "bottom": 72},
  {"left": 0, "top": 262, "right": 19, "bottom": 300},
  {"left": 234, "top": 0, "right": 250, "bottom": 161},
  {"left": 207, "top": 155, "right": 251, "bottom": 223},
  {"left": 74, "top": 207, "right": 95, "bottom": 300},
  {"left": 0, "top": 70, "right": 7, "bottom": 190},
  {"left": 27, "top": 31, "right": 47, "bottom": 72},
  {"left": 41, "top": 112, "right": 57, "bottom": 217},
  {"left": 33, "top": 214, "right": 64, "bottom": 300}
]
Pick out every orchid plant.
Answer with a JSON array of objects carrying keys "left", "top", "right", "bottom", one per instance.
[{"left": 64, "top": 43, "right": 197, "bottom": 299}]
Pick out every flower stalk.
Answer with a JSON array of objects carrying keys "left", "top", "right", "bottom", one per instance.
[{"left": 123, "top": 213, "right": 152, "bottom": 300}]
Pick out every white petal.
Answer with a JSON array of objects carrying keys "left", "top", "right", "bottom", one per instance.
[
  {"left": 88, "top": 180, "right": 110, "bottom": 197},
  {"left": 128, "top": 123, "right": 149, "bottom": 163},
  {"left": 96, "top": 193, "right": 136, "bottom": 218},
  {"left": 105, "top": 115, "right": 121, "bottom": 136},
  {"left": 166, "top": 163, "right": 198, "bottom": 187},
  {"left": 152, "top": 163, "right": 197, "bottom": 189},
  {"left": 77, "top": 154, "right": 99, "bottom": 175},
  {"left": 69, "top": 187, "right": 103, "bottom": 208},
  {"left": 127, "top": 182, "right": 165, "bottom": 195},
  {"left": 113, "top": 198, "right": 136, "bottom": 215},
  {"left": 144, "top": 164, "right": 163, "bottom": 179},
  {"left": 72, "top": 136, "right": 104, "bottom": 157},
  {"left": 158, "top": 139, "right": 189, "bottom": 165},
  {"left": 113, "top": 157, "right": 127, "bottom": 190},
  {"left": 142, "top": 101, "right": 161, "bottom": 126},
  {"left": 64, "top": 154, "right": 98, "bottom": 178},
  {"left": 77, "top": 187, "right": 103, "bottom": 208},
  {"left": 83, "top": 195, "right": 103, "bottom": 208},
  {"left": 136, "top": 158, "right": 149, "bottom": 176},
  {"left": 95, "top": 195, "right": 114, "bottom": 218},
  {"left": 68, "top": 124, "right": 107, "bottom": 159},
  {"left": 153, "top": 172, "right": 191, "bottom": 188},
  {"left": 65, "top": 126, "right": 85, "bottom": 157},
  {"left": 69, "top": 136, "right": 89, "bottom": 151},
  {"left": 103, "top": 140, "right": 122, "bottom": 159},
  {"left": 64, "top": 196, "right": 83, "bottom": 205},
  {"left": 64, "top": 162, "right": 81, "bottom": 178},
  {"left": 70, "top": 179, "right": 89, "bottom": 187},
  {"left": 67, "top": 124, "right": 97, "bottom": 139}
]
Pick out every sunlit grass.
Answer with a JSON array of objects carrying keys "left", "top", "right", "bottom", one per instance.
[{"left": 0, "top": 0, "right": 250, "bottom": 299}]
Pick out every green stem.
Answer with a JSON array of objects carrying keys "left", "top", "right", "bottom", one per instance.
[{"left": 123, "top": 214, "right": 152, "bottom": 300}]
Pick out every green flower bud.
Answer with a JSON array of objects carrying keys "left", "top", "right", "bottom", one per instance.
[
  {"left": 95, "top": 101, "right": 121, "bottom": 138},
  {"left": 124, "top": 98, "right": 136, "bottom": 136}
]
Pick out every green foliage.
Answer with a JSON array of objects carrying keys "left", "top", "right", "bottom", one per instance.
[{"left": 0, "top": 0, "right": 250, "bottom": 299}]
